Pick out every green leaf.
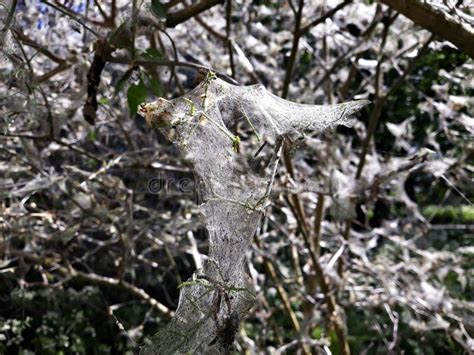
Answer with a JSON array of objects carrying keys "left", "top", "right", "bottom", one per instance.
[
  {"left": 311, "top": 326, "right": 324, "bottom": 340},
  {"left": 151, "top": 0, "right": 167, "bottom": 21},
  {"left": 142, "top": 47, "right": 164, "bottom": 61},
  {"left": 98, "top": 97, "right": 109, "bottom": 105},
  {"left": 108, "top": 20, "right": 133, "bottom": 49},
  {"left": 127, "top": 79, "right": 148, "bottom": 117},
  {"left": 329, "top": 329, "right": 340, "bottom": 355},
  {"left": 148, "top": 77, "right": 163, "bottom": 97},
  {"left": 87, "top": 128, "right": 97, "bottom": 141}
]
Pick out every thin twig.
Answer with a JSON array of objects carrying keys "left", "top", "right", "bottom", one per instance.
[
  {"left": 0, "top": 133, "right": 102, "bottom": 162},
  {"left": 355, "top": 35, "right": 433, "bottom": 179},
  {"left": 1, "top": 0, "right": 17, "bottom": 31},
  {"left": 41, "top": 0, "right": 100, "bottom": 36},
  {"left": 300, "top": 0, "right": 353, "bottom": 35},
  {"left": 110, "top": 56, "right": 239, "bottom": 85},
  {"left": 166, "top": 0, "right": 225, "bottom": 28},
  {"left": 12, "top": 28, "right": 67, "bottom": 64},
  {"left": 225, "top": 0, "right": 236, "bottom": 78},
  {"left": 281, "top": 0, "right": 304, "bottom": 99},
  {"left": 284, "top": 195, "right": 351, "bottom": 355},
  {"left": 7, "top": 249, "right": 173, "bottom": 316}
]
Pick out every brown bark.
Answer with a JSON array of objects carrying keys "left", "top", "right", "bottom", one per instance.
[
  {"left": 83, "top": 38, "right": 114, "bottom": 125},
  {"left": 380, "top": 0, "right": 474, "bottom": 58},
  {"left": 166, "top": 0, "right": 225, "bottom": 28}
]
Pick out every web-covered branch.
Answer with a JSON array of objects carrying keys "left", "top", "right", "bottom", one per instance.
[{"left": 139, "top": 74, "right": 369, "bottom": 354}]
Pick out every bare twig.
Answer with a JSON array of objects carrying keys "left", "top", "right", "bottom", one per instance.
[
  {"left": 42, "top": 0, "right": 100, "bottom": 36},
  {"left": 110, "top": 56, "right": 239, "bottom": 85},
  {"left": 284, "top": 195, "right": 351, "bottom": 355},
  {"left": 355, "top": 35, "right": 433, "bottom": 179},
  {"left": 281, "top": 0, "right": 304, "bottom": 99},
  {"left": 300, "top": 0, "right": 353, "bottom": 35},
  {"left": 380, "top": 0, "right": 474, "bottom": 58},
  {"left": 166, "top": 0, "right": 225, "bottom": 28},
  {"left": 6, "top": 249, "right": 173, "bottom": 317},
  {"left": 12, "top": 28, "right": 67, "bottom": 64},
  {"left": 225, "top": 0, "right": 235, "bottom": 78},
  {"left": 83, "top": 38, "right": 114, "bottom": 125}
]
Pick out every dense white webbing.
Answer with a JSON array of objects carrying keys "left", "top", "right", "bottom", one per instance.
[{"left": 139, "top": 76, "right": 368, "bottom": 354}]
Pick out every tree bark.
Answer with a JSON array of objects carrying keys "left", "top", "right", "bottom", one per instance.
[
  {"left": 166, "top": 0, "right": 225, "bottom": 28},
  {"left": 380, "top": 0, "right": 474, "bottom": 58}
]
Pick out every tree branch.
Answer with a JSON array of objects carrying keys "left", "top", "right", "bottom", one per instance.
[
  {"left": 166, "top": 0, "right": 225, "bottom": 28},
  {"left": 300, "top": 0, "right": 353, "bottom": 35},
  {"left": 3, "top": 248, "right": 173, "bottom": 317},
  {"left": 379, "top": 0, "right": 474, "bottom": 58},
  {"left": 83, "top": 38, "right": 114, "bottom": 124}
]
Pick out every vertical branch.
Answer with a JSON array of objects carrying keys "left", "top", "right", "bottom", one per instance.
[
  {"left": 111, "top": 0, "right": 117, "bottom": 27},
  {"left": 355, "top": 35, "right": 433, "bottom": 179},
  {"left": 337, "top": 219, "right": 352, "bottom": 276},
  {"left": 285, "top": 196, "right": 351, "bottom": 355},
  {"left": 282, "top": 0, "right": 304, "bottom": 99},
  {"left": 83, "top": 38, "right": 113, "bottom": 124},
  {"left": 225, "top": 0, "right": 236, "bottom": 78},
  {"left": 302, "top": 193, "right": 324, "bottom": 316},
  {"left": 338, "top": 54, "right": 361, "bottom": 99},
  {"left": 281, "top": 0, "right": 311, "bottom": 295},
  {"left": 1, "top": 0, "right": 17, "bottom": 31},
  {"left": 253, "top": 236, "right": 311, "bottom": 355},
  {"left": 303, "top": 0, "right": 334, "bottom": 314},
  {"left": 338, "top": 15, "right": 392, "bottom": 278},
  {"left": 258, "top": 137, "right": 307, "bottom": 353},
  {"left": 280, "top": 0, "right": 354, "bottom": 233},
  {"left": 279, "top": 7, "right": 316, "bottom": 348},
  {"left": 333, "top": 16, "right": 395, "bottom": 323},
  {"left": 94, "top": 1, "right": 112, "bottom": 26},
  {"left": 131, "top": 0, "right": 138, "bottom": 60},
  {"left": 321, "top": 1, "right": 333, "bottom": 103},
  {"left": 312, "top": 193, "right": 325, "bottom": 258},
  {"left": 313, "top": 5, "right": 382, "bottom": 91},
  {"left": 279, "top": 3, "right": 354, "bottom": 353},
  {"left": 159, "top": 29, "right": 184, "bottom": 93},
  {"left": 253, "top": 237, "right": 301, "bottom": 333}
]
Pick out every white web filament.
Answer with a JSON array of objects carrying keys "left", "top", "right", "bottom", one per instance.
[{"left": 139, "top": 75, "right": 369, "bottom": 354}]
